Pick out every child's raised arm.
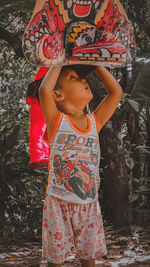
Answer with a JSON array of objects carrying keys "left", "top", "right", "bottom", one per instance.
[
  {"left": 39, "top": 66, "right": 62, "bottom": 136},
  {"left": 94, "top": 66, "right": 122, "bottom": 132}
]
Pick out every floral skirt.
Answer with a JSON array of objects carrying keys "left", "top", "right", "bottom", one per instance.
[{"left": 42, "top": 194, "right": 107, "bottom": 264}]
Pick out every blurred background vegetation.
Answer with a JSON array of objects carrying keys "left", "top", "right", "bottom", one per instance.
[{"left": 0, "top": 0, "right": 150, "bottom": 242}]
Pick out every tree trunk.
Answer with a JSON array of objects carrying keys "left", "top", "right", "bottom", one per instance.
[
  {"left": 0, "top": 159, "right": 6, "bottom": 240},
  {"left": 146, "top": 106, "right": 150, "bottom": 177},
  {"left": 100, "top": 114, "right": 130, "bottom": 228}
]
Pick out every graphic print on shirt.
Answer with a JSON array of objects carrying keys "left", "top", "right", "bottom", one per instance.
[{"left": 52, "top": 133, "right": 99, "bottom": 200}]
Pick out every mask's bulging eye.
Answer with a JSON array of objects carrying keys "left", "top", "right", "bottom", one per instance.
[
  {"left": 82, "top": 33, "right": 92, "bottom": 43},
  {"left": 76, "top": 28, "right": 96, "bottom": 47}
]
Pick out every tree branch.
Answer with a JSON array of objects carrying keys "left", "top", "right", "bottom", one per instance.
[
  {"left": 0, "top": 27, "right": 24, "bottom": 58},
  {"left": 0, "top": 0, "right": 34, "bottom": 15}
]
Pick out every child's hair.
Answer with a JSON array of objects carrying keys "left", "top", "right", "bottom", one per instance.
[
  {"left": 26, "top": 65, "right": 95, "bottom": 101},
  {"left": 26, "top": 67, "right": 69, "bottom": 101},
  {"left": 54, "top": 66, "right": 69, "bottom": 91},
  {"left": 26, "top": 77, "right": 44, "bottom": 101}
]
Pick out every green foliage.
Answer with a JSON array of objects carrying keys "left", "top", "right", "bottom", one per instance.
[
  {"left": 0, "top": 14, "right": 47, "bottom": 240},
  {"left": 120, "top": 64, "right": 150, "bottom": 225},
  {"left": 121, "top": 0, "right": 150, "bottom": 53},
  {"left": 0, "top": 1, "right": 150, "bottom": 239},
  {"left": 0, "top": 0, "right": 35, "bottom": 16},
  {"left": 132, "top": 59, "right": 150, "bottom": 103}
]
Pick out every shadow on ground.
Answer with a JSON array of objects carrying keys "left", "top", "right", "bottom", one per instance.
[{"left": 0, "top": 222, "right": 150, "bottom": 267}]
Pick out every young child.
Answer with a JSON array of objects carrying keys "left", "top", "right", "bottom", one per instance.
[{"left": 39, "top": 65, "right": 122, "bottom": 267}]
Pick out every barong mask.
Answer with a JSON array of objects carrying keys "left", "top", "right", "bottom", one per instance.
[{"left": 22, "top": 0, "right": 136, "bottom": 67}]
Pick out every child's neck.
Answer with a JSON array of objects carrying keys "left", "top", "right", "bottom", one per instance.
[
  {"left": 62, "top": 104, "right": 86, "bottom": 119},
  {"left": 69, "top": 111, "right": 85, "bottom": 119},
  {"left": 68, "top": 111, "right": 88, "bottom": 130},
  {"left": 63, "top": 106, "right": 88, "bottom": 130}
]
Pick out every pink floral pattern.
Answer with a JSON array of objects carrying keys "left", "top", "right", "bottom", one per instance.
[
  {"left": 54, "top": 232, "right": 63, "bottom": 241},
  {"left": 42, "top": 195, "right": 107, "bottom": 264}
]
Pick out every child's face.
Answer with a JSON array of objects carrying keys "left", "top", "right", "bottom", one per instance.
[{"left": 59, "top": 69, "right": 93, "bottom": 106}]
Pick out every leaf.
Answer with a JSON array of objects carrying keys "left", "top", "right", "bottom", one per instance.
[
  {"left": 127, "top": 99, "right": 140, "bottom": 112},
  {"left": 121, "top": 93, "right": 130, "bottom": 99},
  {"left": 135, "top": 185, "right": 150, "bottom": 193},
  {"left": 125, "top": 156, "right": 135, "bottom": 169},
  {"left": 135, "top": 145, "right": 150, "bottom": 149},
  {"left": 133, "top": 178, "right": 140, "bottom": 184},
  {"left": 134, "top": 146, "right": 150, "bottom": 155},
  {"left": 129, "top": 193, "right": 140, "bottom": 203},
  {"left": 131, "top": 61, "right": 150, "bottom": 102}
]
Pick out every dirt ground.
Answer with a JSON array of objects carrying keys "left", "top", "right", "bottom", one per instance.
[{"left": 0, "top": 222, "right": 150, "bottom": 267}]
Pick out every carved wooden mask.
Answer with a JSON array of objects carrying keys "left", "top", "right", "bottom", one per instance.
[{"left": 23, "top": 0, "right": 136, "bottom": 67}]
